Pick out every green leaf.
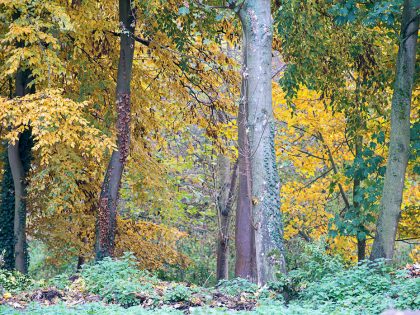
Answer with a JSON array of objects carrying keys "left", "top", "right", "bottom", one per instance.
[
  {"left": 215, "top": 14, "right": 224, "bottom": 21},
  {"left": 178, "top": 6, "right": 190, "bottom": 15},
  {"left": 357, "top": 231, "right": 366, "bottom": 240}
]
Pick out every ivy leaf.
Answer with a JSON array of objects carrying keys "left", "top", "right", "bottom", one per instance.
[
  {"left": 178, "top": 6, "right": 190, "bottom": 15},
  {"left": 215, "top": 14, "right": 224, "bottom": 21},
  {"left": 357, "top": 231, "right": 366, "bottom": 240}
]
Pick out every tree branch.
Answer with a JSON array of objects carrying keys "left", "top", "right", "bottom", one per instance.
[
  {"left": 105, "top": 30, "right": 151, "bottom": 46},
  {"left": 296, "top": 167, "right": 333, "bottom": 192},
  {"left": 318, "top": 132, "right": 350, "bottom": 209}
]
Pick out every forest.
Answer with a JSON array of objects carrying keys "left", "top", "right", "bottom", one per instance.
[{"left": 0, "top": 0, "right": 419, "bottom": 314}]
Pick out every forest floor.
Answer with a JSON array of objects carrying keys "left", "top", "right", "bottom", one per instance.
[
  {"left": 0, "top": 279, "right": 258, "bottom": 313},
  {"left": 0, "top": 262, "right": 419, "bottom": 314}
]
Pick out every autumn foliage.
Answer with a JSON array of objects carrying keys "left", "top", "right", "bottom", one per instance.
[{"left": 0, "top": 0, "right": 418, "bottom": 291}]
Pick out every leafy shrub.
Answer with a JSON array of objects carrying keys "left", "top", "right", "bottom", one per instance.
[
  {"left": 28, "top": 240, "right": 79, "bottom": 280},
  {"left": 300, "top": 259, "right": 391, "bottom": 302},
  {"left": 287, "top": 240, "right": 344, "bottom": 281},
  {"left": 104, "top": 279, "right": 152, "bottom": 307},
  {"left": 48, "top": 273, "right": 71, "bottom": 290},
  {"left": 0, "top": 269, "right": 33, "bottom": 293},
  {"left": 217, "top": 278, "right": 258, "bottom": 296},
  {"left": 389, "top": 273, "right": 420, "bottom": 310},
  {"left": 292, "top": 259, "right": 419, "bottom": 314},
  {"left": 257, "top": 281, "right": 286, "bottom": 302},
  {"left": 81, "top": 253, "right": 156, "bottom": 307},
  {"left": 276, "top": 240, "right": 345, "bottom": 298},
  {"left": 81, "top": 253, "right": 140, "bottom": 289},
  {"left": 164, "top": 284, "right": 192, "bottom": 302},
  {"left": 161, "top": 237, "right": 219, "bottom": 287}
]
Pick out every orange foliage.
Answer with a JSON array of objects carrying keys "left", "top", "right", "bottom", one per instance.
[
  {"left": 30, "top": 213, "right": 188, "bottom": 270},
  {"left": 116, "top": 217, "right": 189, "bottom": 270}
]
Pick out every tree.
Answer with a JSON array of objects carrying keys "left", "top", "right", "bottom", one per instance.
[
  {"left": 370, "top": 0, "right": 419, "bottom": 260},
  {"left": 199, "top": 0, "right": 287, "bottom": 283},
  {"left": 274, "top": 0, "right": 401, "bottom": 261},
  {"left": 8, "top": 70, "right": 34, "bottom": 273},
  {"left": 93, "top": 0, "right": 237, "bottom": 261},
  {"left": 0, "top": 131, "right": 31, "bottom": 271},
  {"left": 235, "top": 51, "right": 257, "bottom": 280},
  {"left": 95, "top": 0, "right": 136, "bottom": 260},
  {"left": 238, "top": 0, "right": 286, "bottom": 285},
  {"left": 0, "top": 0, "right": 75, "bottom": 272}
]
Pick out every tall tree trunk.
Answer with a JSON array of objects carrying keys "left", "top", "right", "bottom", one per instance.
[
  {"left": 0, "top": 147, "right": 15, "bottom": 270},
  {"left": 8, "top": 69, "right": 33, "bottom": 273},
  {"left": 235, "top": 35, "right": 256, "bottom": 280},
  {"left": 216, "top": 157, "right": 238, "bottom": 281},
  {"left": 0, "top": 81, "right": 15, "bottom": 270},
  {"left": 239, "top": 0, "right": 286, "bottom": 285},
  {"left": 95, "top": 0, "right": 135, "bottom": 260},
  {"left": 8, "top": 142, "right": 26, "bottom": 273},
  {"left": 370, "top": 0, "right": 419, "bottom": 261}
]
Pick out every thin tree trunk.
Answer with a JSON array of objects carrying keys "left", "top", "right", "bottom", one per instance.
[
  {"left": 77, "top": 255, "right": 85, "bottom": 270},
  {"left": 216, "top": 155, "right": 230, "bottom": 280},
  {"left": 8, "top": 69, "right": 33, "bottom": 273},
  {"left": 370, "top": 0, "right": 418, "bottom": 261},
  {"left": 8, "top": 141, "right": 26, "bottom": 273},
  {"left": 353, "top": 136, "right": 366, "bottom": 262},
  {"left": 235, "top": 34, "right": 256, "bottom": 280},
  {"left": 216, "top": 216, "right": 230, "bottom": 280},
  {"left": 95, "top": 0, "right": 135, "bottom": 260},
  {"left": 357, "top": 239, "right": 366, "bottom": 261},
  {"left": 239, "top": 0, "right": 286, "bottom": 285},
  {"left": 216, "top": 158, "right": 238, "bottom": 281},
  {"left": 76, "top": 235, "right": 87, "bottom": 270}
]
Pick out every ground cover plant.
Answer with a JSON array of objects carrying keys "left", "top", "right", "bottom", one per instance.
[{"left": 1, "top": 251, "right": 419, "bottom": 314}]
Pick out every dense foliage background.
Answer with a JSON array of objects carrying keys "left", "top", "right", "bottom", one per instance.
[{"left": 0, "top": 0, "right": 418, "bottom": 313}]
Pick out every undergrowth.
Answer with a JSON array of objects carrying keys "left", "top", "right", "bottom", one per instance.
[{"left": 0, "top": 246, "right": 418, "bottom": 314}]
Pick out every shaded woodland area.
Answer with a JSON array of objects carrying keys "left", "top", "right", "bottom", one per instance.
[{"left": 0, "top": 0, "right": 419, "bottom": 314}]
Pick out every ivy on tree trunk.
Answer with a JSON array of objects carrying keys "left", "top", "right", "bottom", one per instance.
[
  {"left": 237, "top": 0, "right": 286, "bottom": 285},
  {"left": 0, "top": 146, "right": 15, "bottom": 270},
  {"left": 370, "top": 0, "right": 419, "bottom": 261},
  {"left": 6, "top": 68, "right": 34, "bottom": 273},
  {"left": 95, "top": 0, "right": 136, "bottom": 260}
]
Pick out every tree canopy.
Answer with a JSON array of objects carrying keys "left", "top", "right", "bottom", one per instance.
[{"left": 0, "top": 0, "right": 418, "bottom": 312}]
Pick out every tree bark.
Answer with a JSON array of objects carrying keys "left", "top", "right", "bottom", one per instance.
[
  {"left": 95, "top": 0, "right": 135, "bottom": 260},
  {"left": 77, "top": 255, "right": 85, "bottom": 270},
  {"left": 0, "top": 147, "right": 15, "bottom": 270},
  {"left": 235, "top": 33, "right": 256, "bottom": 280},
  {"left": 8, "top": 69, "right": 33, "bottom": 273},
  {"left": 238, "top": 0, "right": 286, "bottom": 285},
  {"left": 0, "top": 81, "right": 15, "bottom": 270},
  {"left": 8, "top": 141, "right": 26, "bottom": 273},
  {"left": 370, "top": 0, "right": 419, "bottom": 261},
  {"left": 353, "top": 136, "right": 366, "bottom": 262},
  {"left": 216, "top": 157, "right": 238, "bottom": 281},
  {"left": 357, "top": 238, "right": 366, "bottom": 261}
]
